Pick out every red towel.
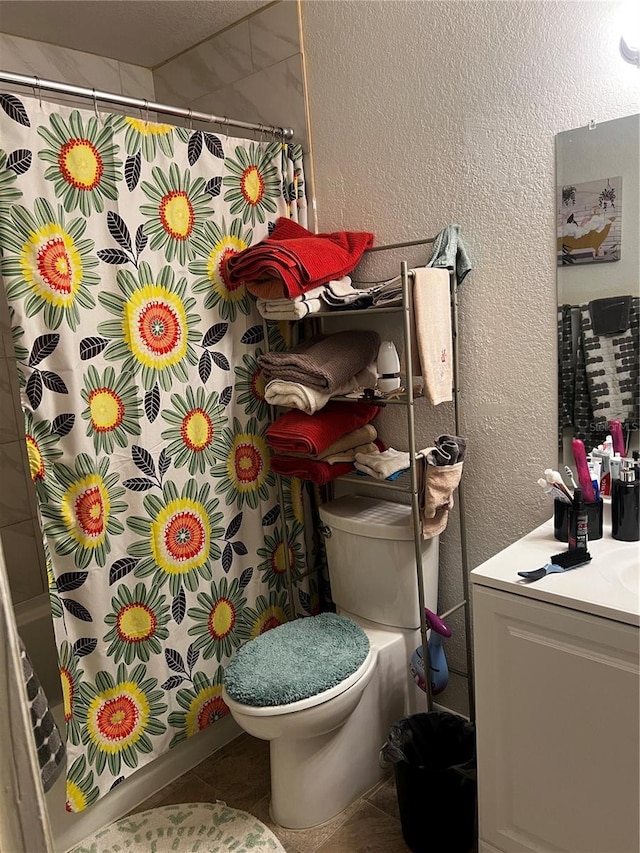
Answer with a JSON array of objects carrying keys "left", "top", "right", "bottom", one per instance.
[
  {"left": 270, "top": 456, "right": 355, "bottom": 485},
  {"left": 266, "top": 402, "right": 381, "bottom": 456},
  {"left": 226, "top": 218, "right": 375, "bottom": 297}
]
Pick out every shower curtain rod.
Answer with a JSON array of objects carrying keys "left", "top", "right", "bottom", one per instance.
[{"left": 0, "top": 70, "right": 295, "bottom": 140}]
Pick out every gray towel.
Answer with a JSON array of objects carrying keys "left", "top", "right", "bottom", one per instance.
[
  {"left": 426, "top": 224, "right": 472, "bottom": 283},
  {"left": 259, "top": 330, "right": 380, "bottom": 392},
  {"left": 19, "top": 636, "right": 66, "bottom": 793}
]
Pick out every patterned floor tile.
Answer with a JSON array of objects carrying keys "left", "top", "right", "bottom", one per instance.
[
  {"left": 130, "top": 768, "right": 220, "bottom": 814},
  {"left": 134, "top": 735, "right": 413, "bottom": 851},
  {"left": 364, "top": 773, "right": 401, "bottom": 822},
  {"left": 191, "top": 733, "right": 271, "bottom": 812},
  {"left": 251, "top": 793, "right": 362, "bottom": 853},
  {"left": 314, "top": 801, "right": 409, "bottom": 852}
]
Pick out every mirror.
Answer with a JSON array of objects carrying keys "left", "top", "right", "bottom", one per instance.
[{"left": 556, "top": 114, "right": 640, "bottom": 467}]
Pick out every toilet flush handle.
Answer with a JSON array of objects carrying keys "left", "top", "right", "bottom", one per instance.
[{"left": 319, "top": 524, "right": 332, "bottom": 538}]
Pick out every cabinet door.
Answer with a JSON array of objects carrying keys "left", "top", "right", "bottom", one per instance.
[{"left": 473, "top": 585, "right": 639, "bottom": 853}]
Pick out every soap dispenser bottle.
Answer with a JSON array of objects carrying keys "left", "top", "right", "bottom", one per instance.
[{"left": 611, "top": 458, "right": 640, "bottom": 542}]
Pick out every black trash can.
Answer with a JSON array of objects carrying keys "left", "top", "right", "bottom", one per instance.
[{"left": 380, "top": 711, "right": 477, "bottom": 853}]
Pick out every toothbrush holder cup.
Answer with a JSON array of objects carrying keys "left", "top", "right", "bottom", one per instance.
[{"left": 554, "top": 497, "right": 603, "bottom": 542}]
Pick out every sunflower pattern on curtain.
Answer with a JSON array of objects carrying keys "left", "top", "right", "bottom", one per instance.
[{"left": 0, "top": 91, "right": 314, "bottom": 810}]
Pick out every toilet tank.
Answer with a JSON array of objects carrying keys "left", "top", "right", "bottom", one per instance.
[{"left": 318, "top": 495, "right": 439, "bottom": 630}]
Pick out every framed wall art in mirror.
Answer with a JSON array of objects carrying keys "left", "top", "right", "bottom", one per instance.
[{"left": 557, "top": 176, "right": 622, "bottom": 266}]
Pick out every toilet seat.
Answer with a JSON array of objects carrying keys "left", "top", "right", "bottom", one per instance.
[
  {"left": 223, "top": 613, "right": 372, "bottom": 715},
  {"left": 223, "top": 647, "right": 375, "bottom": 717}
]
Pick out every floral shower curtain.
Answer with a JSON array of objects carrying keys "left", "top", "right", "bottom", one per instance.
[{"left": 0, "top": 91, "right": 313, "bottom": 810}]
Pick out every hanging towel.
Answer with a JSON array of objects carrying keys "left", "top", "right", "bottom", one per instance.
[
  {"left": 417, "top": 450, "right": 464, "bottom": 539},
  {"left": 227, "top": 218, "right": 375, "bottom": 297},
  {"left": 266, "top": 401, "right": 380, "bottom": 456},
  {"left": 411, "top": 267, "right": 453, "bottom": 405},
  {"left": 426, "top": 224, "right": 472, "bottom": 283},
  {"left": 19, "top": 636, "right": 66, "bottom": 793},
  {"left": 259, "top": 330, "right": 380, "bottom": 392},
  {"left": 431, "top": 434, "right": 467, "bottom": 465}
]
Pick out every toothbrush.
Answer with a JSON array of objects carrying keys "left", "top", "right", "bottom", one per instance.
[
  {"left": 609, "top": 420, "right": 625, "bottom": 457},
  {"left": 564, "top": 465, "right": 578, "bottom": 491},
  {"left": 571, "top": 439, "right": 597, "bottom": 503},
  {"left": 537, "top": 478, "right": 572, "bottom": 503},
  {"left": 543, "top": 469, "right": 573, "bottom": 501}
]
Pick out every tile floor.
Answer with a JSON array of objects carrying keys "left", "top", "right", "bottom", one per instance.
[{"left": 131, "top": 732, "right": 411, "bottom": 852}]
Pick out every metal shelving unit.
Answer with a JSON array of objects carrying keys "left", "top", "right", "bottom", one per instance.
[{"left": 261, "top": 239, "right": 475, "bottom": 722}]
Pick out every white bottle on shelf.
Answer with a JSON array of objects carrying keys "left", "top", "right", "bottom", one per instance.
[{"left": 376, "top": 340, "right": 401, "bottom": 392}]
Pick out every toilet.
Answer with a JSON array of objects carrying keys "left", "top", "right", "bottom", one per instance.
[{"left": 222, "top": 494, "right": 439, "bottom": 829}]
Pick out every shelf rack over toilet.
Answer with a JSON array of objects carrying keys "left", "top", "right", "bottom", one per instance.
[{"left": 261, "top": 237, "right": 475, "bottom": 722}]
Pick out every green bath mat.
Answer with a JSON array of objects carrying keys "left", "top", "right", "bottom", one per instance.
[
  {"left": 69, "top": 802, "right": 285, "bottom": 852},
  {"left": 223, "top": 612, "right": 370, "bottom": 707}
]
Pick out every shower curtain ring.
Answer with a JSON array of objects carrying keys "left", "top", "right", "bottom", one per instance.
[
  {"left": 143, "top": 99, "right": 150, "bottom": 125},
  {"left": 92, "top": 88, "right": 100, "bottom": 122},
  {"left": 33, "top": 76, "right": 42, "bottom": 107},
  {"left": 187, "top": 108, "right": 193, "bottom": 130}
]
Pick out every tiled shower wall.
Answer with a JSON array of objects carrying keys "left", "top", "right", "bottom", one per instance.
[
  {"left": 152, "top": 1, "right": 308, "bottom": 148},
  {"left": 0, "top": 34, "right": 155, "bottom": 606}
]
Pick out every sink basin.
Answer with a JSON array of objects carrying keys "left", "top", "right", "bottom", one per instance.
[
  {"left": 597, "top": 547, "right": 640, "bottom": 598},
  {"left": 620, "top": 562, "right": 639, "bottom": 597}
]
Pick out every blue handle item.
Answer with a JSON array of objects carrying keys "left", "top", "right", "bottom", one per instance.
[
  {"left": 409, "top": 612, "right": 452, "bottom": 695},
  {"left": 518, "top": 562, "right": 573, "bottom": 582},
  {"left": 409, "top": 640, "right": 450, "bottom": 695}
]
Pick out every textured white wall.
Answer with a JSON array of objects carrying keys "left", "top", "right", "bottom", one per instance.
[{"left": 301, "top": 0, "right": 640, "bottom": 710}]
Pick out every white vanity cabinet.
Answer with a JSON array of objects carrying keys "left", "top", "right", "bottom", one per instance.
[{"left": 471, "top": 517, "right": 639, "bottom": 853}]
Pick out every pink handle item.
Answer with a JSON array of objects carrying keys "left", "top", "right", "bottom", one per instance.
[
  {"left": 424, "top": 607, "right": 452, "bottom": 638},
  {"left": 572, "top": 438, "right": 596, "bottom": 503},
  {"left": 609, "top": 420, "right": 625, "bottom": 457}
]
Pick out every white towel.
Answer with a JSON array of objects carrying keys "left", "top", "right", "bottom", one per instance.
[
  {"left": 257, "top": 297, "right": 323, "bottom": 320},
  {"left": 324, "top": 441, "right": 379, "bottom": 464},
  {"left": 411, "top": 267, "right": 453, "bottom": 405},
  {"left": 264, "top": 363, "right": 377, "bottom": 415},
  {"left": 354, "top": 447, "right": 411, "bottom": 479},
  {"left": 255, "top": 278, "right": 355, "bottom": 320}
]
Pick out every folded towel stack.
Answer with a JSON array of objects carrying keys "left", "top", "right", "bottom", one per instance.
[
  {"left": 255, "top": 276, "right": 375, "bottom": 320},
  {"left": 354, "top": 447, "right": 411, "bottom": 480},
  {"left": 259, "top": 329, "right": 380, "bottom": 393},
  {"left": 267, "top": 402, "right": 381, "bottom": 484},
  {"left": 264, "top": 363, "right": 377, "bottom": 415},
  {"left": 227, "top": 218, "right": 375, "bottom": 298},
  {"left": 297, "top": 424, "right": 378, "bottom": 461}
]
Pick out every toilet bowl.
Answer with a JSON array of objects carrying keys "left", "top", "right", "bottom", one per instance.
[{"left": 222, "top": 495, "right": 439, "bottom": 829}]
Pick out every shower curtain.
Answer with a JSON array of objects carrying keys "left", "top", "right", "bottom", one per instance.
[{"left": 0, "top": 91, "right": 313, "bottom": 810}]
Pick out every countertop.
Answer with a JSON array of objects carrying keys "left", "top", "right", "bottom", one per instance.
[{"left": 470, "top": 502, "right": 639, "bottom": 627}]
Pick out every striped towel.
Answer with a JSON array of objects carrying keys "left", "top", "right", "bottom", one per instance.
[{"left": 19, "top": 636, "right": 66, "bottom": 792}]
